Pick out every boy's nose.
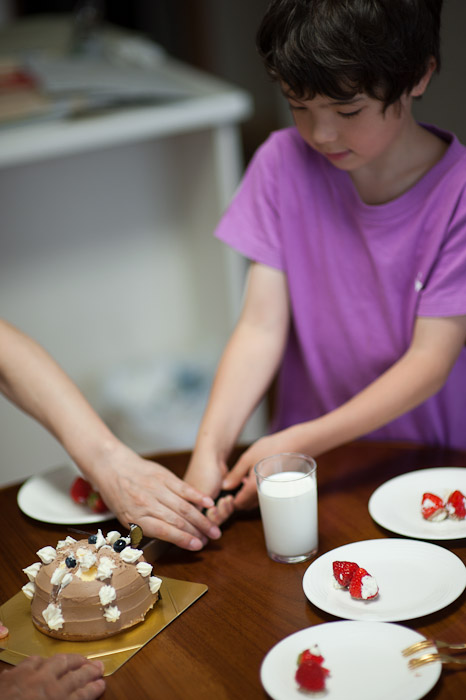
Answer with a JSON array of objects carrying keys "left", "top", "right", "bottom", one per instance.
[
  {"left": 307, "top": 114, "right": 338, "bottom": 145},
  {"left": 311, "top": 121, "right": 338, "bottom": 145}
]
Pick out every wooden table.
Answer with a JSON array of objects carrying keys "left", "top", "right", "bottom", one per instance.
[{"left": 1, "top": 441, "right": 465, "bottom": 699}]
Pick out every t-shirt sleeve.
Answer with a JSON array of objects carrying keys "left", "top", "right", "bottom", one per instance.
[
  {"left": 214, "top": 134, "right": 284, "bottom": 270},
  {"left": 418, "top": 187, "right": 466, "bottom": 317}
]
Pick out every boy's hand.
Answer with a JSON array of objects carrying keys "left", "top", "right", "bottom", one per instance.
[
  {"left": 220, "top": 443, "right": 261, "bottom": 511},
  {"left": 0, "top": 654, "right": 105, "bottom": 700},
  {"left": 184, "top": 447, "right": 236, "bottom": 526},
  {"left": 184, "top": 446, "right": 228, "bottom": 502},
  {"left": 223, "top": 428, "right": 309, "bottom": 510}
]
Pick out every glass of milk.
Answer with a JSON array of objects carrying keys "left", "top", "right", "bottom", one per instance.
[{"left": 254, "top": 453, "right": 318, "bottom": 563}]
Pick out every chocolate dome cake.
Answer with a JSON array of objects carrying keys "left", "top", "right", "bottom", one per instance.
[{"left": 22, "top": 528, "right": 161, "bottom": 641}]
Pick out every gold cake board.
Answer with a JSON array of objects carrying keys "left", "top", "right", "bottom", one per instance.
[{"left": 0, "top": 576, "right": 207, "bottom": 675}]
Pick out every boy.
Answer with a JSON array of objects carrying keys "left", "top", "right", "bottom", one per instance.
[{"left": 185, "top": 0, "right": 466, "bottom": 519}]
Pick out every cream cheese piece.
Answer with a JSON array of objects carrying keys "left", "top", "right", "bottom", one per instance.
[
  {"left": 56, "top": 536, "right": 77, "bottom": 550},
  {"left": 96, "top": 556, "right": 116, "bottom": 581},
  {"left": 23, "top": 562, "right": 42, "bottom": 581},
  {"left": 37, "top": 546, "right": 57, "bottom": 564},
  {"left": 60, "top": 572, "right": 73, "bottom": 589},
  {"left": 106, "top": 531, "right": 121, "bottom": 545},
  {"left": 99, "top": 585, "right": 117, "bottom": 606},
  {"left": 149, "top": 576, "right": 162, "bottom": 594},
  {"left": 42, "top": 603, "right": 64, "bottom": 630},
  {"left": 76, "top": 548, "right": 97, "bottom": 571},
  {"left": 21, "top": 582, "right": 35, "bottom": 599},
  {"left": 103, "top": 605, "right": 121, "bottom": 622},
  {"left": 51, "top": 566, "right": 69, "bottom": 586},
  {"left": 120, "top": 547, "right": 143, "bottom": 564},
  {"left": 136, "top": 561, "right": 153, "bottom": 577},
  {"left": 94, "top": 529, "right": 107, "bottom": 549},
  {"left": 361, "top": 574, "right": 379, "bottom": 599},
  {"left": 333, "top": 580, "right": 346, "bottom": 589},
  {"left": 50, "top": 565, "right": 73, "bottom": 589},
  {"left": 429, "top": 508, "right": 448, "bottom": 522}
]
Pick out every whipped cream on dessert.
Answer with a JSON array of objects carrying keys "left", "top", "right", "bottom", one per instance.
[
  {"left": 358, "top": 572, "right": 379, "bottom": 599},
  {"left": 421, "top": 490, "right": 466, "bottom": 521},
  {"left": 332, "top": 560, "right": 379, "bottom": 600},
  {"left": 22, "top": 528, "right": 161, "bottom": 641}
]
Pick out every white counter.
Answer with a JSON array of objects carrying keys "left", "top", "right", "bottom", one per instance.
[{"left": 0, "top": 21, "right": 264, "bottom": 485}]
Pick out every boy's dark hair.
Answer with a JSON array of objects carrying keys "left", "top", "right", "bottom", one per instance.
[{"left": 257, "top": 0, "right": 443, "bottom": 106}]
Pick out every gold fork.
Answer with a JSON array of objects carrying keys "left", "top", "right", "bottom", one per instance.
[
  {"left": 402, "top": 639, "right": 466, "bottom": 657},
  {"left": 408, "top": 653, "right": 466, "bottom": 670}
]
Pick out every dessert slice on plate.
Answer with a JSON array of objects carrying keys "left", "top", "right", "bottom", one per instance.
[{"left": 421, "top": 493, "right": 447, "bottom": 521}]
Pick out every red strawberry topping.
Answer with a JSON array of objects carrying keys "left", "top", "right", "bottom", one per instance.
[
  {"left": 296, "top": 646, "right": 330, "bottom": 692},
  {"left": 70, "top": 477, "right": 92, "bottom": 504},
  {"left": 87, "top": 491, "right": 108, "bottom": 514},
  {"left": 298, "top": 648, "right": 325, "bottom": 667},
  {"left": 348, "top": 567, "right": 379, "bottom": 600},
  {"left": 295, "top": 660, "right": 327, "bottom": 692},
  {"left": 332, "top": 560, "right": 359, "bottom": 587},
  {"left": 446, "top": 490, "right": 466, "bottom": 520},
  {"left": 421, "top": 492, "right": 447, "bottom": 521},
  {"left": 70, "top": 477, "right": 108, "bottom": 513}
]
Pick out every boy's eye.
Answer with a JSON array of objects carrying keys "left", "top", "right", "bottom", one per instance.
[
  {"left": 338, "top": 109, "right": 362, "bottom": 119},
  {"left": 288, "top": 103, "right": 306, "bottom": 111}
]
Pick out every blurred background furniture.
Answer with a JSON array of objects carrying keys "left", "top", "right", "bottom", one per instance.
[{"left": 0, "top": 13, "right": 265, "bottom": 485}]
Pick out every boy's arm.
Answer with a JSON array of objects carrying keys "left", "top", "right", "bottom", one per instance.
[
  {"left": 0, "top": 319, "right": 221, "bottom": 550},
  {"left": 225, "top": 314, "right": 466, "bottom": 508},
  {"left": 184, "top": 262, "right": 290, "bottom": 498}
]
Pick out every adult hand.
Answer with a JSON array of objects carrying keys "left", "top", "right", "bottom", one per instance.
[
  {"left": 0, "top": 654, "right": 105, "bottom": 700},
  {"left": 91, "top": 445, "right": 222, "bottom": 551}
]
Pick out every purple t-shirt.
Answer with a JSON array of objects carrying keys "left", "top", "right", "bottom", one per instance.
[{"left": 215, "top": 125, "right": 466, "bottom": 450}]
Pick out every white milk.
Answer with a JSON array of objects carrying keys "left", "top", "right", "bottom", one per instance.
[{"left": 258, "top": 471, "right": 318, "bottom": 559}]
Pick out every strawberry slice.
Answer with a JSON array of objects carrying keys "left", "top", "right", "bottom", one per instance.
[
  {"left": 296, "top": 645, "right": 330, "bottom": 692},
  {"left": 297, "top": 646, "right": 327, "bottom": 669},
  {"left": 70, "top": 476, "right": 92, "bottom": 504},
  {"left": 87, "top": 491, "right": 108, "bottom": 514},
  {"left": 332, "top": 560, "right": 359, "bottom": 587},
  {"left": 348, "top": 567, "right": 379, "bottom": 600},
  {"left": 421, "top": 492, "right": 447, "bottom": 521},
  {"left": 70, "top": 477, "right": 108, "bottom": 513},
  {"left": 446, "top": 490, "right": 466, "bottom": 520},
  {"left": 295, "top": 660, "right": 328, "bottom": 692}
]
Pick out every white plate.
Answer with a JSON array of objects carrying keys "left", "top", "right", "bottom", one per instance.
[
  {"left": 369, "top": 467, "right": 466, "bottom": 539},
  {"left": 17, "top": 463, "right": 113, "bottom": 525},
  {"left": 260, "top": 621, "right": 441, "bottom": 700},
  {"left": 302, "top": 538, "right": 466, "bottom": 622}
]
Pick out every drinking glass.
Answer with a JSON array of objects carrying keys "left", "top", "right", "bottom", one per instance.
[{"left": 254, "top": 453, "right": 318, "bottom": 563}]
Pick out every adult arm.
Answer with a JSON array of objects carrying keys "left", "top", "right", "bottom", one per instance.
[
  {"left": 224, "top": 314, "right": 466, "bottom": 508},
  {"left": 0, "top": 319, "right": 220, "bottom": 550}
]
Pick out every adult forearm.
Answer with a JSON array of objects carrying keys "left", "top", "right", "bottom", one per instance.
[{"left": 0, "top": 320, "right": 119, "bottom": 477}]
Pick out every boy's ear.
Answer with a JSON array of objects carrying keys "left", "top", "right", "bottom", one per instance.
[{"left": 411, "top": 56, "right": 437, "bottom": 97}]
